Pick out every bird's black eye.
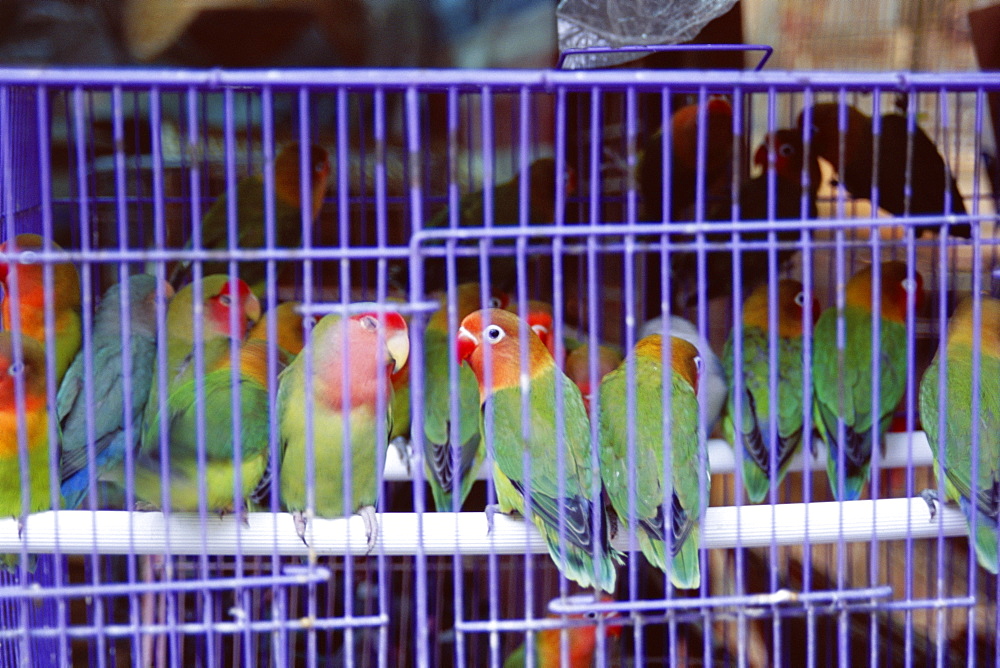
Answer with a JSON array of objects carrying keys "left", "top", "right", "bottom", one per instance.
[
  {"left": 794, "top": 291, "right": 807, "bottom": 307},
  {"left": 779, "top": 143, "right": 795, "bottom": 157},
  {"left": 584, "top": 611, "right": 599, "bottom": 620},
  {"left": 360, "top": 315, "right": 378, "bottom": 331},
  {"left": 7, "top": 361, "right": 23, "bottom": 377},
  {"left": 485, "top": 325, "right": 505, "bottom": 343},
  {"left": 219, "top": 295, "right": 232, "bottom": 307},
  {"left": 487, "top": 296, "right": 503, "bottom": 308}
]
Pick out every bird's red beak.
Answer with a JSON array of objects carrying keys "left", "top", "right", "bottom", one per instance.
[
  {"left": 456, "top": 327, "right": 478, "bottom": 364},
  {"left": 753, "top": 142, "right": 769, "bottom": 169}
]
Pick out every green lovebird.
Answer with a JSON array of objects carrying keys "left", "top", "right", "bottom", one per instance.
[
  {"left": 135, "top": 277, "right": 267, "bottom": 513},
  {"left": 422, "top": 283, "right": 508, "bottom": 511},
  {"left": 278, "top": 307, "right": 409, "bottom": 551},
  {"left": 457, "top": 308, "right": 620, "bottom": 593},
  {"left": 503, "top": 594, "right": 620, "bottom": 668},
  {"left": 0, "top": 233, "right": 82, "bottom": 386},
  {"left": 723, "top": 280, "right": 818, "bottom": 504},
  {"left": 169, "top": 143, "right": 330, "bottom": 294},
  {"left": 920, "top": 295, "right": 1000, "bottom": 574},
  {"left": 58, "top": 275, "right": 173, "bottom": 510},
  {"left": 813, "top": 261, "right": 924, "bottom": 501},
  {"left": 421, "top": 158, "right": 573, "bottom": 293},
  {"left": 0, "top": 334, "right": 51, "bottom": 571},
  {"left": 598, "top": 335, "right": 707, "bottom": 590}
]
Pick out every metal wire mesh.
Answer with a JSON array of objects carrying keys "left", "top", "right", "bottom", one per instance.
[{"left": 0, "top": 67, "right": 995, "bottom": 667}]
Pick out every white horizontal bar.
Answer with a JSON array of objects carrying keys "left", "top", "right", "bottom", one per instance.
[
  {"left": 0, "top": 498, "right": 965, "bottom": 557},
  {"left": 382, "top": 431, "right": 935, "bottom": 481}
]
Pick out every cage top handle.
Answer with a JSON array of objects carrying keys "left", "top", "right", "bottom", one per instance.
[{"left": 556, "top": 44, "right": 773, "bottom": 72}]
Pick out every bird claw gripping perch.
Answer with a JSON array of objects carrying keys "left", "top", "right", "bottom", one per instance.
[
  {"left": 920, "top": 489, "right": 940, "bottom": 521},
  {"left": 293, "top": 510, "right": 309, "bottom": 547},
  {"left": 358, "top": 505, "right": 378, "bottom": 555},
  {"left": 484, "top": 503, "right": 502, "bottom": 535}
]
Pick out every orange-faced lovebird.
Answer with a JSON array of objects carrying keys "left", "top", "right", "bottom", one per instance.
[
  {"left": 0, "top": 333, "right": 51, "bottom": 571},
  {"left": 801, "top": 103, "right": 970, "bottom": 237},
  {"left": 169, "top": 143, "right": 330, "bottom": 293},
  {"left": 0, "top": 233, "right": 81, "bottom": 385},
  {"left": 279, "top": 307, "right": 409, "bottom": 551},
  {"left": 920, "top": 296, "right": 1000, "bottom": 574},
  {"left": 504, "top": 594, "right": 621, "bottom": 668},
  {"left": 598, "top": 335, "right": 706, "bottom": 589},
  {"left": 813, "top": 262, "right": 924, "bottom": 500},
  {"left": 722, "top": 280, "right": 819, "bottom": 503},
  {"left": 457, "top": 309, "right": 620, "bottom": 592},
  {"left": 639, "top": 97, "right": 734, "bottom": 224},
  {"left": 135, "top": 276, "right": 265, "bottom": 514},
  {"left": 58, "top": 275, "right": 173, "bottom": 510},
  {"left": 248, "top": 300, "right": 304, "bottom": 363}
]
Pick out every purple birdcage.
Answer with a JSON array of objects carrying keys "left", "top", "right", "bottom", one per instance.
[{"left": 0, "top": 62, "right": 993, "bottom": 667}]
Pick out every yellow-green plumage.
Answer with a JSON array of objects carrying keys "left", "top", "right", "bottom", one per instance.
[
  {"left": 599, "top": 335, "right": 706, "bottom": 589},
  {"left": 919, "top": 296, "right": 1000, "bottom": 574}
]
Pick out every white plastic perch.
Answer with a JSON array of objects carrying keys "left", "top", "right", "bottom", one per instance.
[
  {"left": 382, "top": 431, "right": 935, "bottom": 481},
  {"left": 0, "top": 497, "right": 966, "bottom": 556}
]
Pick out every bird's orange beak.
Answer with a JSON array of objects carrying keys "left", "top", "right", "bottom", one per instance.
[
  {"left": 753, "top": 142, "right": 769, "bottom": 169},
  {"left": 456, "top": 327, "right": 478, "bottom": 364}
]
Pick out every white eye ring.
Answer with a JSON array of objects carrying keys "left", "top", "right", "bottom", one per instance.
[
  {"left": 901, "top": 278, "right": 916, "bottom": 293},
  {"left": 487, "top": 296, "right": 503, "bottom": 308},
  {"left": 485, "top": 325, "right": 505, "bottom": 343},
  {"left": 794, "top": 291, "right": 807, "bottom": 306},
  {"left": 779, "top": 143, "right": 795, "bottom": 157},
  {"left": 219, "top": 294, "right": 232, "bottom": 307},
  {"left": 7, "top": 362, "right": 23, "bottom": 377},
  {"left": 360, "top": 315, "right": 378, "bottom": 331}
]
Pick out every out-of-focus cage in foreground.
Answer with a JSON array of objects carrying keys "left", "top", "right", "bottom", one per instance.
[{"left": 0, "top": 67, "right": 996, "bottom": 667}]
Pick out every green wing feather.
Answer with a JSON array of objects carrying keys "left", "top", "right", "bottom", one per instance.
[
  {"left": 722, "top": 327, "right": 806, "bottom": 503},
  {"left": 813, "top": 306, "right": 906, "bottom": 500},
  {"left": 920, "top": 348, "right": 1000, "bottom": 574},
  {"left": 599, "top": 354, "right": 706, "bottom": 589},
  {"left": 422, "top": 329, "right": 484, "bottom": 511},
  {"left": 487, "top": 365, "right": 619, "bottom": 593}
]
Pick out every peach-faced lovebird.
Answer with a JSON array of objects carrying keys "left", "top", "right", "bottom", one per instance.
[
  {"left": 813, "top": 261, "right": 924, "bottom": 500},
  {"left": 0, "top": 233, "right": 81, "bottom": 385},
  {"left": 722, "top": 280, "right": 818, "bottom": 503},
  {"left": 58, "top": 275, "right": 172, "bottom": 510},
  {"left": 136, "top": 277, "right": 265, "bottom": 513},
  {"left": 457, "top": 309, "right": 620, "bottom": 592},
  {"left": 801, "top": 103, "right": 970, "bottom": 237},
  {"left": 503, "top": 594, "right": 621, "bottom": 668},
  {"left": 0, "top": 333, "right": 51, "bottom": 571},
  {"left": 169, "top": 143, "right": 330, "bottom": 293},
  {"left": 919, "top": 295, "right": 1000, "bottom": 574},
  {"left": 422, "top": 158, "right": 573, "bottom": 292},
  {"left": 639, "top": 315, "right": 727, "bottom": 437},
  {"left": 423, "top": 284, "right": 508, "bottom": 511},
  {"left": 278, "top": 307, "right": 409, "bottom": 551},
  {"left": 599, "top": 335, "right": 707, "bottom": 589}
]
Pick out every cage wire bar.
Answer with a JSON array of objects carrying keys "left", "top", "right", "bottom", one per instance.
[{"left": 0, "top": 67, "right": 994, "bottom": 666}]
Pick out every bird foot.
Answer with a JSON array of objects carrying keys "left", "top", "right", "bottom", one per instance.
[
  {"left": 16, "top": 518, "right": 24, "bottom": 541},
  {"left": 134, "top": 501, "right": 159, "bottom": 512},
  {"left": 485, "top": 504, "right": 501, "bottom": 535},
  {"left": 292, "top": 511, "right": 309, "bottom": 547},
  {"left": 358, "top": 506, "right": 379, "bottom": 555},
  {"left": 390, "top": 437, "right": 412, "bottom": 476},
  {"left": 920, "top": 489, "right": 939, "bottom": 521}
]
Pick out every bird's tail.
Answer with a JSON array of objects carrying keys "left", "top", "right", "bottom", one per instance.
[
  {"left": 825, "top": 453, "right": 869, "bottom": 501},
  {"left": 960, "top": 497, "right": 1000, "bottom": 575},
  {"left": 535, "top": 514, "right": 618, "bottom": 594},
  {"left": 666, "top": 524, "right": 701, "bottom": 590},
  {"left": 742, "top": 459, "right": 773, "bottom": 505}
]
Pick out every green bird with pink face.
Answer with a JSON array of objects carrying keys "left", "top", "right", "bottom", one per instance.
[
  {"left": 457, "top": 309, "right": 620, "bottom": 592},
  {"left": 278, "top": 306, "right": 409, "bottom": 551},
  {"left": 598, "top": 335, "right": 706, "bottom": 589}
]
